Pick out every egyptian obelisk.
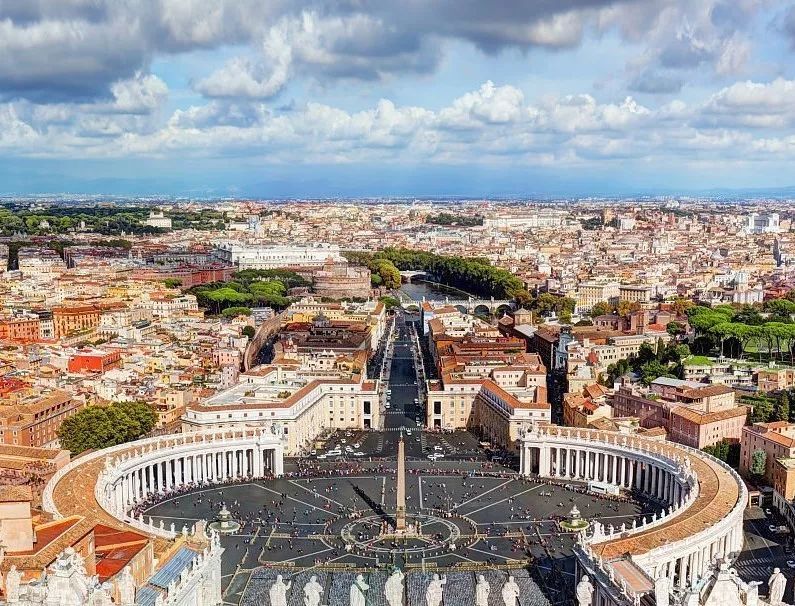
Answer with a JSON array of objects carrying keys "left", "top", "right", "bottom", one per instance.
[{"left": 396, "top": 432, "right": 407, "bottom": 532}]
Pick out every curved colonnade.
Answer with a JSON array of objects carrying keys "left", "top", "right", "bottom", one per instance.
[
  {"left": 520, "top": 426, "right": 746, "bottom": 606},
  {"left": 43, "top": 428, "right": 285, "bottom": 540}
]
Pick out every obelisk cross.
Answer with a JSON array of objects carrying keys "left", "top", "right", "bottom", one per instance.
[{"left": 396, "top": 431, "right": 407, "bottom": 532}]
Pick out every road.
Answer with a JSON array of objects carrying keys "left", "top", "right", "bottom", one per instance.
[
  {"left": 735, "top": 507, "right": 795, "bottom": 602},
  {"left": 381, "top": 311, "right": 425, "bottom": 457}
]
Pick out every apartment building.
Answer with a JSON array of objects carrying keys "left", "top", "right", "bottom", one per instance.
[
  {"left": 0, "top": 389, "right": 85, "bottom": 448},
  {"left": 757, "top": 365, "right": 795, "bottom": 392},
  {"left": 67, "top": 351, "right": 123, "bottom": 374},
  {"left": 425, "top": 310, "right": 549, "bottom": 450},
  {"left": 618, "top": 284, "right": 653, "bottom": 304},
  {"left": 612, "top": 377, "right": 746, "bottom": 448},
  {"left": 575, "top": 281, "right": 619, "bottom": 313},
  {"left": 0, "top": 313, "right": 41, "bottom": 343},
  {"left": 52, "top": 306, "right": 102, "bottom": 339}
]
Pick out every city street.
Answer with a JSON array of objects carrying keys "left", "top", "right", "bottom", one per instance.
[{"left": 381, "top": 311, "right": 425, "bottom": 457}]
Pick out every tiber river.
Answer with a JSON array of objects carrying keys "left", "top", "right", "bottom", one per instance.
[{"left": 398, "top": 279, "right": 475, "bottom": 302}]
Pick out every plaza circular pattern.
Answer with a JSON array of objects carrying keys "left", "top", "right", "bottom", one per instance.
[{"left": 141, "top": 462, "right": 652, "bottom": 605}]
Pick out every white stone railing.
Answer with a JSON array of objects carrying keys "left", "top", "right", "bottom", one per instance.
[
  {"left": 526, "top": 426, "right": 701, "bottom": 543},
  {"left": 541, "top": 427, "right": 747, "bottom": 604},
  {"left": 43, "top": 427, "right": 285, "bottom": 541}
]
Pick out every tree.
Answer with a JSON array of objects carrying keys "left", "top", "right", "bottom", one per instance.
[
  {"left": 221, "top": 306, "right": 252, "bottom": 318},
  {"left": 772, "top": 393, "right": 791, "bottom": 422},
  {"left": 636, "top": 342, "right": 657, "bottom": 365},
  {"left": 750, "top": 449, "right": 767, "bottom": 478},
  {"left": 513, "top": 290, "right": 535, "bottom": 309},
  {"left": 639, "top": 360, "right": 674, "bottom": 386},
  {"left": 57, "top": 401, "right": 157, "bottom": 454},
  {"left": 242, "top": 325, "right": 256, "bottom": 339},
  {"left": 734, "top": 305, "right": 764, "bottom": 326},
  {"left": 672, "top": 298, "right": 695, "bottom": 317},
  {"left": 666, "top": 321, "right": 685, "bottom": 337},
  {"left": 617, "top": 300, "right": 641, "bottom": 318},
  {"left": 378, "top": 295, "right": 401, "bottom": 310},
  {"left": 162, "top": 278, "right": 182, "bottom": 289},
  {"left": 703, "top": 440, "right": 740, "bottom": 468},
  {"left": 589, "top": 301, "right": 613, "bottom": 317},
  {"left": 749, "top": 395, "right": 775, "bottom": 423}
]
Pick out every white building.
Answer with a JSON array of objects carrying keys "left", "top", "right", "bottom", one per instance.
[
  {"left": 213, "top": 243, "right": 343, "bottom": 269},
  {"left": 182, "top": 365, "right": 380, "bottom": 453},
  {"left": 483, "top": 211, "right": 566, "bottom": 230},
  {"left": 133, "top": 293, "right": 198, "bottom": 319},
  {"left": 144, "top": 211, "right": 173, "bottom": 229},
  {"left": 745, "top": 212, "right": 780, "bottom": 234}
]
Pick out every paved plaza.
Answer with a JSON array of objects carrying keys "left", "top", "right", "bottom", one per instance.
[{"left": 143, "top": 461, "right": 651, "bottom": 605}]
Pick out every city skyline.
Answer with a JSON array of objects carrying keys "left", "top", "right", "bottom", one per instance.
[{"left": 2, "top": 1, "right": 795, "bottom": 196}]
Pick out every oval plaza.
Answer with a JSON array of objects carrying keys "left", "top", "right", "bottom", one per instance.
[{"left": 31, "top": 416, "right": 753, "bottom": 606}]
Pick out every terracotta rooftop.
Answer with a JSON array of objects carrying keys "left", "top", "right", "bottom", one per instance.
[
  {"left": 588, "top": 437, "right": 740, "bottom": 560},
  {"left": 671, "top": 405, "right": 748, "bottom": 425},
  {"left": 0, "top": 484, "right": 33, "bottom": 502},
  {"left": 50, "top": 452, "right": 171, "bottom": 560}
]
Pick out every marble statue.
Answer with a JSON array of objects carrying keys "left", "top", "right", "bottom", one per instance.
[
  {"left": 576, "top": 575, "right": 594, "bottom": 606},
  {"left": 385, "top": 569, "right": 404, "bottom": 606},
  {"left": 425, "top": 574, "right": 447, "bottom": 606},
  {"left": 654, "top": 575, "right": 669, "bottom": 606},
  {"left": 5, "top": 565, "right": 22, "bottom": 603},
  {"left": 117, "top": 565, "right": 136, "bottom": 606},
  {"left": 303, "top": 575, "right": 323, "bottom": 606},
  {"left": 769, "top": 568, "right": 787, "bottom": 605},
  {"left": 475, "top": 575, "right": 490, "bottom": 606},
  {"left": 269, "top": 575, "right": 291, "bottom": 606},
  {"left": 501, "top": 576, "right": 520, "bottom": 606},
  {"left": 350, "top": 574, "right": 369, "bottom": 606},
  {"left": 746, "top": 581, "right": 761, "bottom": 606}
]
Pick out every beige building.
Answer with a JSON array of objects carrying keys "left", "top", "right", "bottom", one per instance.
[
  {"left": 740, "top": 422, "right": 795, "bottom": 481},
  {"left": 576, "top": 280, "right": 619, "bottom": 313},
  {"left": 757, "top": 365, "right": 795, "bottom": 392},
  {"left": 618, "top": 284, "right": 653, "bottom": 304},
  {"left": 425, "top": 310, "right": 549, "bottom": 450},
  {"left": 182, "top": 365, "right": 380, "bottom": 454},
  {"left": 312, "top": 261, "right": 371, "bottom": 299},
  {"left": 613, "top": 378, "right": 745, "bottom": 449}
]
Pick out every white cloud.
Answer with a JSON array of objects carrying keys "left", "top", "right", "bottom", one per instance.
[
  {"left": 110, "top": 73, "right": 168, "bottom": 114},
  {"left": 700, "top": 78, "right": 795, "bottom": 128},
  {"left": 3, "top": 77, "right": 795, "bottom": 168}
]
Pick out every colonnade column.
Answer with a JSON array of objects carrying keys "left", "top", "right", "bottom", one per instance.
[{"left": 274, "top": 445, "right": 284, "bottom": 477}]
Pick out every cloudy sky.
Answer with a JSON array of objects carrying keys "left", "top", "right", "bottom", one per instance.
[{"left": 2, "top": 0, "right": 795, "bottom": 196}]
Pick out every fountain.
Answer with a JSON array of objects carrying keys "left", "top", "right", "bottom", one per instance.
[
  {"left": 560, "top": 504, "right": 589, "bottom": 532},
  {"left": 208, "top": 504, "right": 241, "bottom": 534}
]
